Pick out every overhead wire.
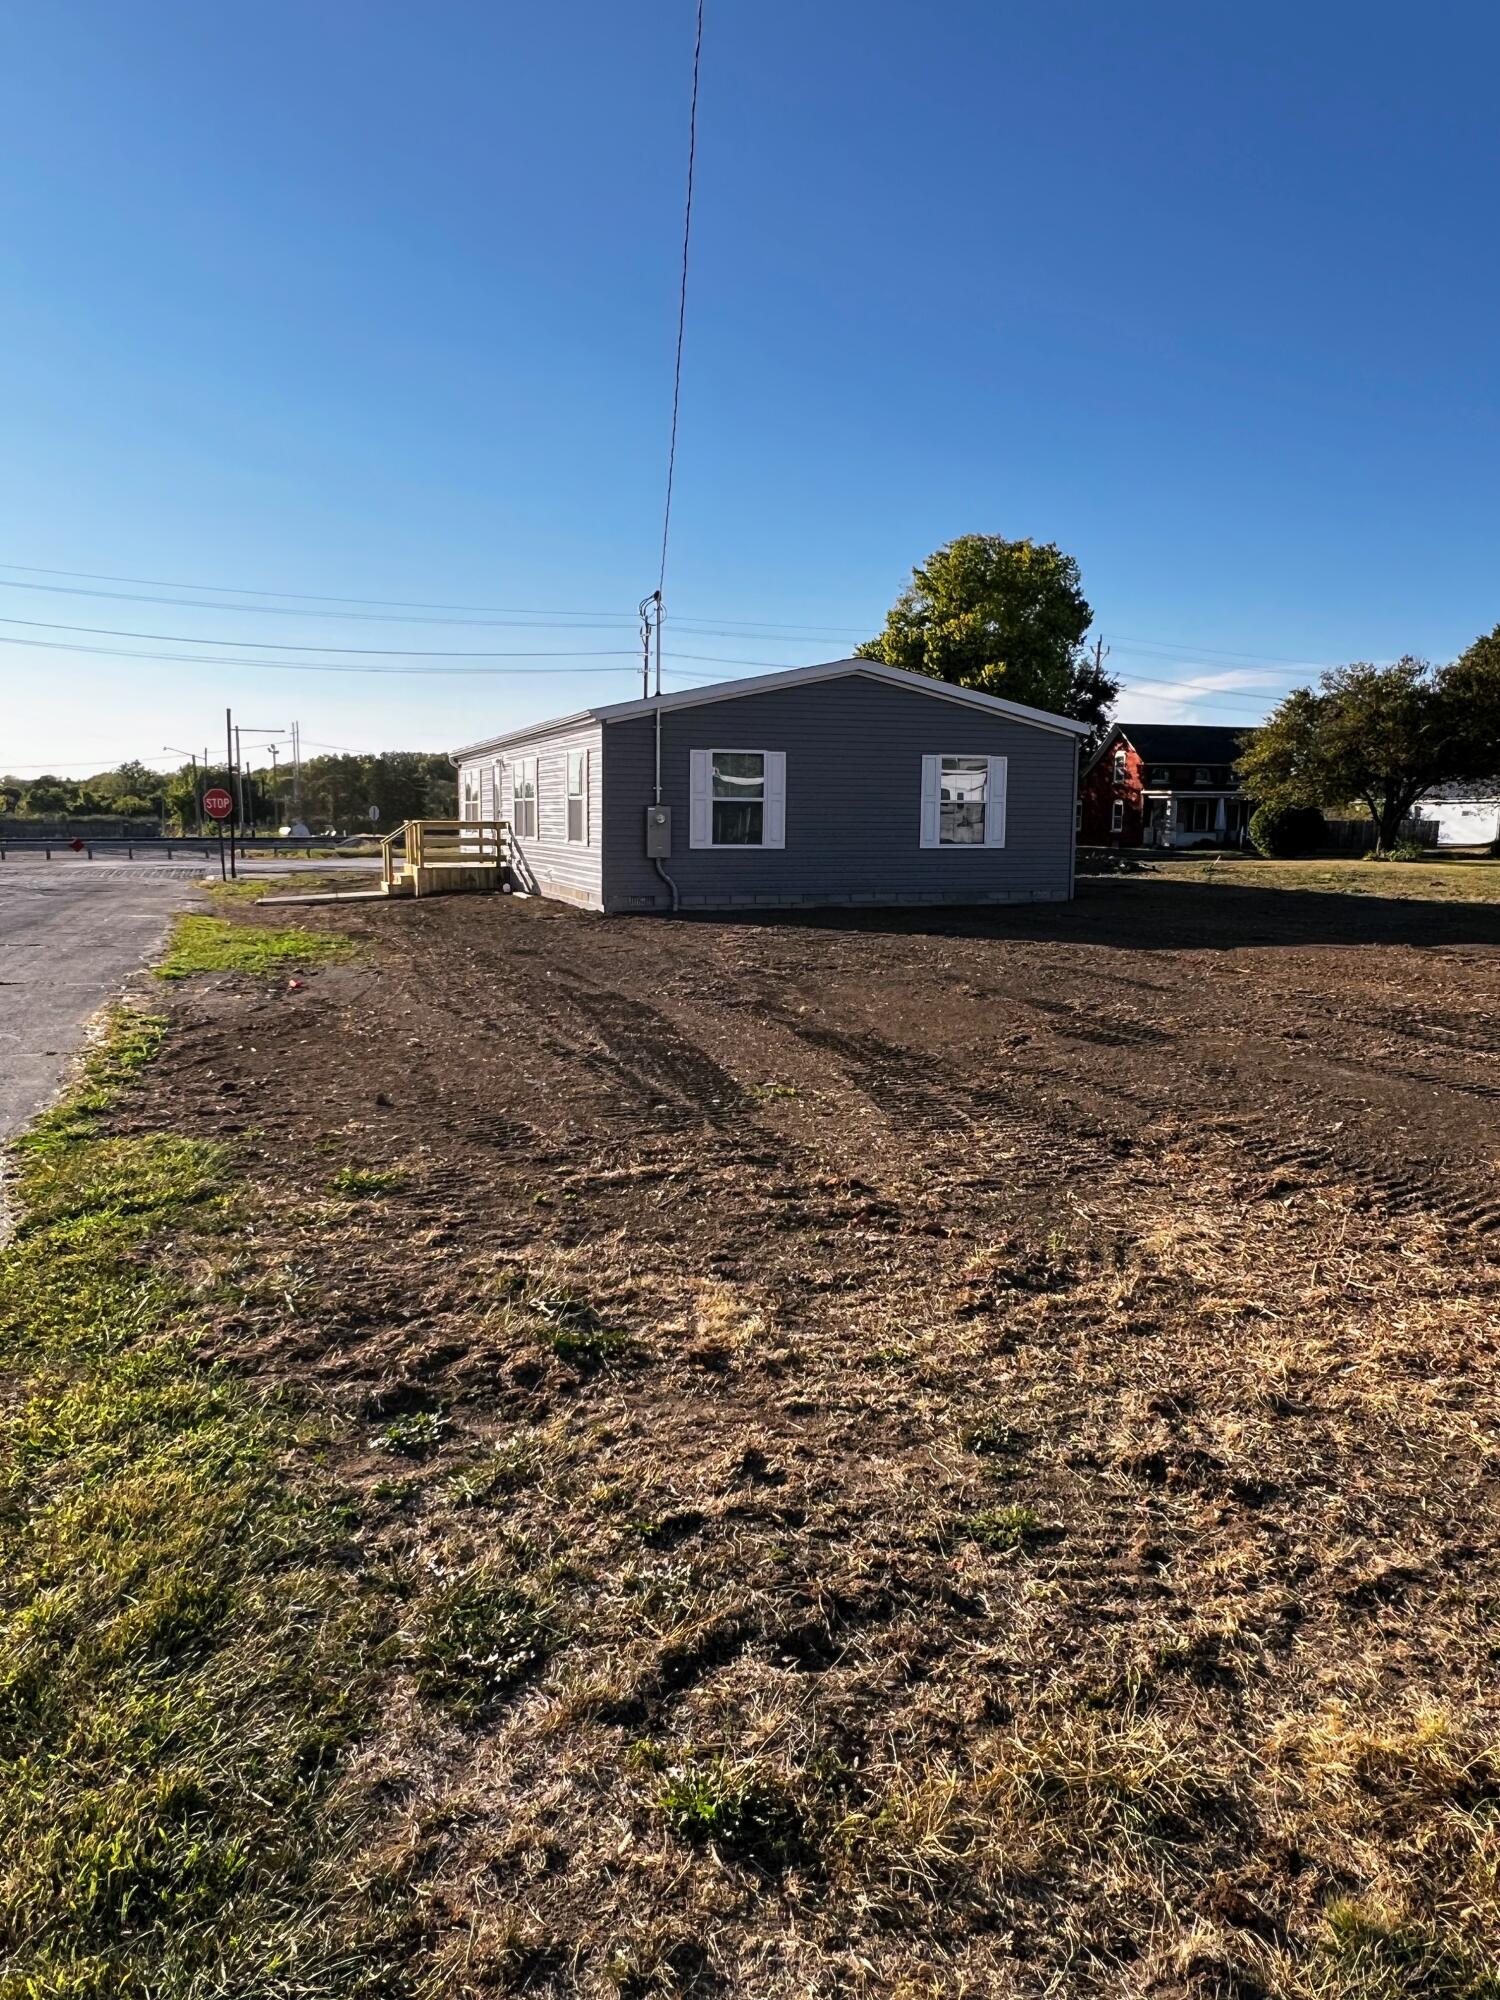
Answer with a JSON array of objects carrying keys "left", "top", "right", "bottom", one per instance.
[
  {"left": 657, "top": 0, "right": 704, "bottom": 598},
  {"left": 0, "top": 614, "right": 635, "bottom": 659}
]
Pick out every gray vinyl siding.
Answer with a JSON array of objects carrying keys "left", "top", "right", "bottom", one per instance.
[
  {"left": 599, "top": 679, "right": 1076, "bottom": 913},
  {"left": 458, "top": 722, "right": 604, "bottom": 909}
]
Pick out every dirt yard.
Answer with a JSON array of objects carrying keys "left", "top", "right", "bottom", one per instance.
[{"left": 124, "top": 877, "right": 1500, "bottom": 1995}]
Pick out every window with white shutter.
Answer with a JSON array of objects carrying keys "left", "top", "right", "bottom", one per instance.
[
  {"left": 919, "top": 755, "right": 1007, "bottom": 848},
  {"left": 689, "top": 750, "right": 786, "bottom": 848}
]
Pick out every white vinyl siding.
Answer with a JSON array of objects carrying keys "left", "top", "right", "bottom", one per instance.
[
  {"left": 689, "top": 749, "right": 785, "bottom": 849},
  {"left": 919, "top": 755, "right": 1007, "bottom": 848}
]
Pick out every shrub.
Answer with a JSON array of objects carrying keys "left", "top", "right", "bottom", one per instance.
[{"left": 1249, "top": 802, "right": 1327, "bottom": 857}]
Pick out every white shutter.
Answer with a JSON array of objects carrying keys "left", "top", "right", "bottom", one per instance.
[
  {"left": 763, "top": 751, "right": 786, "bottom": 848},
  {"left": 479, "top": 766, "right": 494, "bottom": 820},
  {"left": 689, "top": 749, "right": 712, "bottom": 848},
  {"left": 985, "top": 756, "right": 1008, "bottom": 847},
  {"left": 919, "top": 755, "right": 941, "bottom": 847}
]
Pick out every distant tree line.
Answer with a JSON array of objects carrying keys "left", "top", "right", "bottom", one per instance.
[{"left": 0, "top": 751, "right": 457, "bottom": 831}]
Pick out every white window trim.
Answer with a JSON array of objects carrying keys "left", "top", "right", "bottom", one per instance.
[
  {"left": 689, "top": 748, "right": 786, "bottom": 850},
  {"left": 565, "top": 748, "right": 589, "bottom": 845},
  {"left": 511, "top": 754, "right": 538, "bottom": 841},
  {"left": 919, "top": 754, "right": 1008, "bottom": 849}
]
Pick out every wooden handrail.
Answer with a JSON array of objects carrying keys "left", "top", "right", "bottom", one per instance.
[{"left": 381, "top": 818, "right": 511, "bottom": 891}]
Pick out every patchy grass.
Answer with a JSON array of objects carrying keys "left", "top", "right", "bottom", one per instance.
[
  {"left": 331, "top": 1165, "right": 407, "bottom": 1198},
  {"left": 156, "top": 912, "right": 359, "bottom": 979},
  {"left": 1150, "top": 855, "right": 1500, "bottom": 902},
  {"left": 205, "top": 873, "right": 371, "bottom": 904},
  {"left": 404, "top": 1569, "right": 558, "bottom": 1721},
  {"left": 0, "top": 1009, "right": 413, "bottom": 1996},
  {"left": 492, "top": 1269, "right": 635, "bottom": 1368}
]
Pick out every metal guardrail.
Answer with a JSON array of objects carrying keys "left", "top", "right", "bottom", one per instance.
[{"left": 0, "top": 838, "right": 375, "bottom": 861}]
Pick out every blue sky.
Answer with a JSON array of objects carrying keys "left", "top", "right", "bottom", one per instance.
[{"left": 3, "top": 0, "right": 1497, "bottom": 777}]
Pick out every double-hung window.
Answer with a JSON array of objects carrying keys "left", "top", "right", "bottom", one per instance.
[
  {"left": 689, "top": 749, "right": 786, "bottom": 848},
  {"left": 919, "top": 755, "right": 1008, "bottom": 848},
  {"left": 566, "top": 750, "right": 588, "bottom": 843},
  {"left": 511, "top": 755, "right": 538, "bottom": 840},
  {"left": 1113, "top": 748, "right": 1128, "bottom": 782}
]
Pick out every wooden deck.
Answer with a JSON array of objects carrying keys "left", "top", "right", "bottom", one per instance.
[{"left": 379, "top": 819, "right": 511, "bottom": 898}]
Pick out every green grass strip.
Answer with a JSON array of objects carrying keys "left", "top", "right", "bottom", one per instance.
[
  {"left": 156, "top": 914, "right": 360, "bottom": 981},
  {"left": 0, "top": 1008, "right": 410, "bottom": 1998}
]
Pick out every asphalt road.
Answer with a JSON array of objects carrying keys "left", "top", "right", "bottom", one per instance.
[{"left": 0, "top": 854, "right": 378, "bottom": 1143}]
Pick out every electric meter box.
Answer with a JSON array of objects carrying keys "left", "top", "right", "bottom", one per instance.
[{"left": 645, "top": 805, "right": 673, "bottom": 857}]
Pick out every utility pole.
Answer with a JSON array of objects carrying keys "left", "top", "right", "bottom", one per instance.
[
  {"left": 164, "top": 746, "right": 200, "bottom": 833},
  {"left": 232, "top": 723, "right": 246, "bottom": 836},
  {"left": 224, "top": 707, "right": 238, "bottom": 878},
  {"left": 291, "top": 720, "right": 303, "bottom": 824},
  {"left": 267, "top": 742, "right": 280, "bottom": 826},
  {"left": 638, "top": 595, "right": 654, "bottom": 699}
]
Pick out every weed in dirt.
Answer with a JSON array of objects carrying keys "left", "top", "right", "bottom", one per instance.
[
  {"left": 375, "top": 1409, "right": 449, "bottom": 1458},
  {"left": 156, "top": 913, "right": 359, "bottom": 980},
  {"left": 968, "top": 1503, "right": 1048, "bottom": 1551},
  {"left": 331, "top": 1165, "right": 407, "bottom": 1198},
  {"left": 445, "top": 1428, "right": 547, "bottom": 1509},
  {"left": 656, "top": 1755, "right": 808, "bottom": 1870},
  {"left": 748, "top": 1082, "right": 799, "bottom": 1100},
  {"left": 961, "top": 1413, "right": 1030, "bottom": 1459},
  {"left": 530, "top": 1291, "right": 631, "bottom": 1366},
  {"left": 405, "top": 1569, "right": 557, "bottom": 1720}
]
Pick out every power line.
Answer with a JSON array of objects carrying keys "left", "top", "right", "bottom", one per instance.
[
  {"left": 0, "top": 635, "right": 651, "bottom": 676},
  {"left": 0, "top": 614, "right": 635, "bottom": 659},
  {"left": 0, "top": 561, "right": 631, "bottom": 621},
  {"left": 0, "top": 576, "right": 636, "bottom": 629},
  {"left": 658, "top": 0, "right": 704, "bottom": 596},
  {"left": 0, "top": 559, "right": 875, "bottom": 638}
]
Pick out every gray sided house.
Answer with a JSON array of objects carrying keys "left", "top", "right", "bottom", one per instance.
[{"left": 453, "top": 659, "right": 1089, "bottom": 915}]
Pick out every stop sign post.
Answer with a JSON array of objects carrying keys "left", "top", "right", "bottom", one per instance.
[{"left": 203, "top": 787, "right": 235, "bottom": 880}]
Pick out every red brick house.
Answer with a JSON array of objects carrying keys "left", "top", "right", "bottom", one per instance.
[{"left": 1079, "top": 724, "right": 1255, "bottom": 848}]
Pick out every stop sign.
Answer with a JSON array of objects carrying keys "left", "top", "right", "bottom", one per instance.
[{"left": 202, "top": 787, "right": 234, "bottom": 821}]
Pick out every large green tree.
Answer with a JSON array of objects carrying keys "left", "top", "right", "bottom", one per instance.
[
  {"left": 856, "top": 534, "right": 1118, "bottom": 732},
  {"left": 1237, "top": 632, "right": 1500, "bottom": 853}
]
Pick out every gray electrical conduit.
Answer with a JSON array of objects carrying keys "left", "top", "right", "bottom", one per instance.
[{"left": 656, "top": 692, "right": 684, "bottom": 904}]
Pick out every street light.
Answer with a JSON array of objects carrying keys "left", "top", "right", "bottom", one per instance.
[
  {"left": 164, "top": 746, "right": 201, "bottom": 834},
  {"left": 234, "top": 726, "right": 289, "bottom": 837}
]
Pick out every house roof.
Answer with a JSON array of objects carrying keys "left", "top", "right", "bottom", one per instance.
[
  {"left": 1087, "top": 721, "right": 1255, "bottom": 772},
  {"left": 452, "top": 658, "right": 1094, "bottom": 760},
  {"left": 1424, "top": 778, "right": 1500, "bottom": 802}
]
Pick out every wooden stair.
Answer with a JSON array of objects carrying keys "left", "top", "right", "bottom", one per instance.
[{"left": 379, "top": 819, "right": 510, "bottom": 898}]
